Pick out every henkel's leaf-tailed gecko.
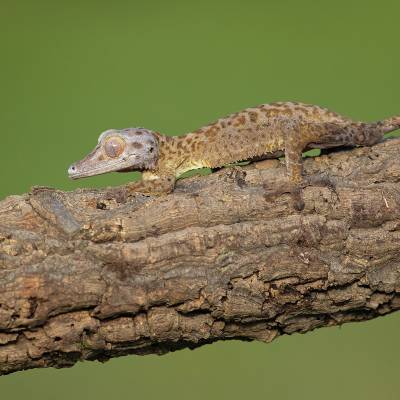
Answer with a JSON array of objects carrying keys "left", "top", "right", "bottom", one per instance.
[{"left": 68, "top": 102, "right": 400, "bottom": 209}]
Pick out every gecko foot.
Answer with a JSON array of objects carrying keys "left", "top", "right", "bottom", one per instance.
[
  {"left": 263, "top": 182, "right": 305, "bottom": 211},
  {"left": 297, "top": 173, "right": 338, "bottom": 210},
  {"left": 263, "top": 173, "right": 338, "bottom": 211}
]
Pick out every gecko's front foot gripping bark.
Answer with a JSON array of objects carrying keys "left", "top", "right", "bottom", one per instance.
[
  {"left": 125, "top": 174, "right": 176, "bottom": 197},
  {"left": 68, "top": 102, "right": 399, "bottom": 209}
]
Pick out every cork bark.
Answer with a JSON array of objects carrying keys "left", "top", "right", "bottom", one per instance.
[{"left": 1, "top": 138, "right": 400, "bottom": 375}]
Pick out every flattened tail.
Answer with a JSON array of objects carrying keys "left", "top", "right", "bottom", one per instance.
[
  {"left": 348, "top": 117, "right": 400, "bottom": 146},
  {"left": 379, "top": 116, "right": 400, "bottom": 134}
]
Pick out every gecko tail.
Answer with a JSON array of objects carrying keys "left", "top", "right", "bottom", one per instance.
[
  {"left": 380, "top": 116, "right": 400, "bottom": 134},
  {"left": 351, "top": 117, "right": 400, "bottom": 146}
]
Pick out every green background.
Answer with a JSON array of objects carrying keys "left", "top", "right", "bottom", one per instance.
[{"left": 1, "top": 0, "right": 399, "bottom": 398}]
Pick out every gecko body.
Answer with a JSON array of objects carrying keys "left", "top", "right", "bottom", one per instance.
[{"left": 68, "top": 102, "right": 400, "bottom": 207}]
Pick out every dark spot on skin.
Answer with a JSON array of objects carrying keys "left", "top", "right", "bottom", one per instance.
[
  {"left": 265, "top": 108, "right": 279, "bottom": 114},
  {"left": 149, "top": 147, "right": 154, "bottom": 153},
  {"left": 249, "top": 112, "right": 258, "bottom": 123},
  {"left": 135, "top": 131, "right": 143, "bottom": 135},
  {"left": 280, "top": 108, "right": 293, "bottom": 116},
  {"left": 98, "top": 155, "right": 105, "bottom": 161},
  {"left": 205, "top": 127, "right": 219, "bottom": 137},
  {"left": 233, "top": 115, "right": 246, "bottom": 126},
  {"left": 132, "top": 142, "right": 143, "bottom": 149}
]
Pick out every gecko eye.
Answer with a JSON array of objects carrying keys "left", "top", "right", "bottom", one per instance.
[{"left": 104, "top": 137, "right": 125, "bottom": 158}]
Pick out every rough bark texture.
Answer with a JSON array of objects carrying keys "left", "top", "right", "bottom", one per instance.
[{"left": 1, "top": 138, "right": 400, "bottom": 376}]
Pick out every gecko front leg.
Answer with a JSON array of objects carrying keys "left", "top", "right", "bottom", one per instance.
[{"left": 126, "top": 173, "right": 176, "bottom": 196}]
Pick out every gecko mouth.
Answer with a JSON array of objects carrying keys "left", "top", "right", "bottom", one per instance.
[{"left": 67, "top": 160, "right": 132, "bottom": 179}]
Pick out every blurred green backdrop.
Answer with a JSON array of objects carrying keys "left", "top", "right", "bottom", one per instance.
[{"left": 1, "top": 0, "right": 399, "bottom": 399}]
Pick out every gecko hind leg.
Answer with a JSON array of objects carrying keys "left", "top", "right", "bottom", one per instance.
[
  {"left": 284, "top": 142, "right": 308, "bottom": 210},
  {"left": 263, "top": 173, "right": 337, "bottom": 211},
  {"left": 285, "top": 139, "right": 338, "bottom": 210},
  {"left": 264, "top": 140, "right": 338, "bottom": 210},
  {"left": 286, "top": 169, "right": 339, "bottom": 211},
  {"left": 299, "top": 172, "right": 338, "bottom": 209},
  {"left": 262, "top": 143, "right": 305, "bottom": 209},
  {"left": 263, "top": 181, "right": 304, "bottom": 210}
]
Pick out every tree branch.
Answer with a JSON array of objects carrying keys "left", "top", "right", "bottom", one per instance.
[{"left": 1, "top": 138, "right": 400, "bottom": 375}]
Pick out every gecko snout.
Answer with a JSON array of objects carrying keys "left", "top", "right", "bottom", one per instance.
[{"left": 68, "top": 164, "right": 79, "bottom": 179}]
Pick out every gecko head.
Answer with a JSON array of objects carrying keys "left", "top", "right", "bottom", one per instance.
[{"left": 68, "top": 128, "right": 159, "bottom": 180}]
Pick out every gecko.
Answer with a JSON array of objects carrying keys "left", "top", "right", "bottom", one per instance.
[{"left": 68, "top": 102, "right": 400, "bottom": 209}]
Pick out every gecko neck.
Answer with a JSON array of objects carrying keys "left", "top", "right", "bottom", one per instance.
[{"left": 148, "top": 133, "right": 206, "bottom": 177}]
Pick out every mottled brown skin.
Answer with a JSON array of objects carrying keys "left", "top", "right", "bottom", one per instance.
[{"left": 69, "top": 102, "right": 400, "bottom": 208}]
